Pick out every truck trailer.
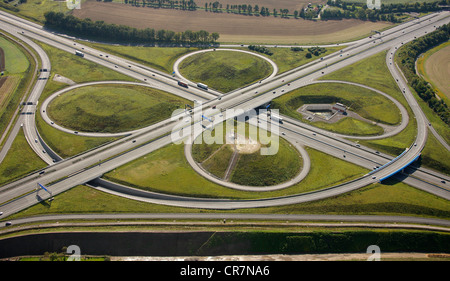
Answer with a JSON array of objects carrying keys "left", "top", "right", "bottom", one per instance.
[
  {"left": 75, "top": 50, "right": 84, "bottom": 57},
  {"left": 197, "top": 83, "right": 208, "bottom": 90},
  {"left": 270, "top": 114, "right": 283, "bottom": 123}
]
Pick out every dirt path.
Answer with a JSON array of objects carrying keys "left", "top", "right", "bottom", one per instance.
[{"left": 223, "top": 148, "right": 239, "bottom": 181}]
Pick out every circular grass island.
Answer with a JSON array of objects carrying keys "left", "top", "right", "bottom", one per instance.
[
  {"left": 271, "top": 82, "right": 403, "bottom": 137},
  {"left": 191, "top": 121, "right": 303, "bottom": 187},
  {"left": 46, "top": 84, "right": 191, "bottom": 134},
  {"left": 178, "top": 50, "right": 274, "bottom": 93}
]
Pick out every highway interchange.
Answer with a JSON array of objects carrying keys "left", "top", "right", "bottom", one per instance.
[{"left": 0, "top": 10, "right": 449, "bottom": 229}]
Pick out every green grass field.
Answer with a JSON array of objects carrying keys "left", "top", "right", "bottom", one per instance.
[
  {"left": 36, "top": 111, "right": 118, "bottom": 159},
  {"left": 4, "top": 0, "right": 72, "bottom": 23},
  {"left": 420, "top": 132, "right": 450, "bottom": 175},
  {"left": 36, "top": 41, "right": 135, "bottom": 85},
  {"left": 315, "top": 117, "right": 384, "bottom": 136},
  {"left": 230, "top": 136, "right": 302, "bottom": 186},
  {"left": 0, "top": 36, "right": 29, "bottom": 74},
  {"left": 78, "top": 42, "right": 200, "bottom": 74},
  {"left": 179, "top": 51, "right": 273, "bottom": 92},
  {"left": 47, "top": 84, "right": 191, "bottom": 133},
  {"left": 9, "top": 170, "right": 450, "bottom": 220},
  {"left": 272, "top": 82, "right": 400, "bottom": 136},
  {"left": 0, "top": 34, "right": 35, "bottom": 144},
  {"left": 192, "top": 121, "right": 303, "bottom": 186},
  {"left": 249, "top": 46, "right": 345, "bottom": 74},
  {"left": 321, "top": 51, "right": 418, "bottom": 155},
  {"left": 0, "top": 130, "right": 46, "bottom": 185},
  {"left": 201, "top": 144, "right": 234, "bottom": 179},
  {"left": 322, "top": 50, "right": 448, "bottom": 174}
]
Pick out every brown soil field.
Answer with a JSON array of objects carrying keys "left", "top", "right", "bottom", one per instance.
[
  {"left": 73, "top": 1, "right": 392, "bottom": 44},
  {"left": 0, "top": 76, "right": 19, "bottom": 107},
  {"left": 195, "top": 0, "right": 326, "bottom": 11},
  {"left": 424, "top": 44, "right": 450, "bottom": 100}
]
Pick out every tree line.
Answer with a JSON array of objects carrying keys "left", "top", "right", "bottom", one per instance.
[
  {"left": 43, "top": 11, "right": 219, "bottom": 46},
  {"left": 248, "top": 45, "right": 328, "bottom": 59},
  {"left": 123, "top": 0, "right": 197, "bottom": 10},
  {"left": 324, "top": 0, "right": 448, "bottom": 22},
  {"left": 247, "top": 45, "right": 273, "bottom": 56},
  {"left": 397, "top": 23, "right": 450, "bottom": 125}
]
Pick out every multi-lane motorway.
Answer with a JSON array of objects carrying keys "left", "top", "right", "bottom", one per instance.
[{"left": 0, "top": 10, "right": 449, "bottom": 223}]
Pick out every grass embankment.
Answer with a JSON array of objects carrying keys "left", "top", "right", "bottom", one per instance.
[
  {"left": 78, "top": 42, "right": 200, "bottom": 74},
  {"left": 231, "top": 138, "right": 301, "bottom": 186},
  {"left": 272, "top": 82, "right": 400, "bottom": 136},
  {"left": 0, "top": 36, "right": 29, "bottom": 73},
  {"left": 36, "top": 41, "right": 136, "bottom": 88},
  {"left": 192, "top": 121, "right": 302, "bottom": 186},
  {"left": 47, "top": 84, "right": 191, "bottom": 133},
  {"left": 248, "top": 45, "right": 345, "bottom": 74},
  {"left": 7, "top": 175, "right": 450, "bottom": 220},
  {"left": 0, "top": 35, "right": 34, "bottom": 139},
  {"left": 0, "top": 130, "right": 46, "bottom": 185},
  {"left": 196, "top": 230, "right": 450, "bottom": 256},
  {"left": 3, "top": 229, "right": 450, "bottom": 259},
  {"left": 35, "top": 112, "right": 117, "bottom": 159},
  {"left": 0, "top": 0, "right": 68, "bottom": 23},
  {"left": 179, "top": 50, "right": 273, "bottom": 92}
]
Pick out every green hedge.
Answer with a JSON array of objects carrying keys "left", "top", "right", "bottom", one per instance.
[{"left": 198, "top": 231, "right": 450, "bottom": 255}]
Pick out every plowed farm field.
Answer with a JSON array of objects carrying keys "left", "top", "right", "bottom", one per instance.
[{"left": 73, "top": 1, "right": 392, "bottom": 44}]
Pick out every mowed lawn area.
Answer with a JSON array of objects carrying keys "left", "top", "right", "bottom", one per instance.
[
  {"left": 179, "top": 50, "right": 273, "bottom": 93},
  {"left": 0, "top": 130, "right": 46, "bottom": 185},
  {"left": 47, "top": 84, "right": 192, "bottom": 133}
]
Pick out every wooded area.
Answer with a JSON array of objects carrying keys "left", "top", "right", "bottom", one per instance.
[
  {"left": 44, "top": 11, "right": 220, "bottom": 45},
  {"left": 397, "top": 23, "right": 450, "bottom": 125}
]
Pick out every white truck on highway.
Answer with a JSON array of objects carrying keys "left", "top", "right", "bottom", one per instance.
[
  {"left": 197, "top": 83, "right": 208, "bottom": 90},
  {"left": 270, "top": 113, "right": 283, "bottom": 123},
  {"left": 75, "top": 50, "right": 84, "bottom": 57}
]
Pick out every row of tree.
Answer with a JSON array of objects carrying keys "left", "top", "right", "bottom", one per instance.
[
  {"left": 324, "top": 0, "right": 448, "bottom": 22},
  {"left": 397, "top": 23, "right": 450, "bottom": 125},
  {"left": 118, "top": 0, "right": 448, "bottom": 23},
  {"left": 43, "top": 11, "right": 219, "bottom": 45},
  {"left": 247, "top": 45, "right": 273, "bottom": 56},
  {"left": 124, "top": 0, "right": 197, "bottom": 10},
  {"left": 321, "top": 7, "right": 398, "bottom": 22}
]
